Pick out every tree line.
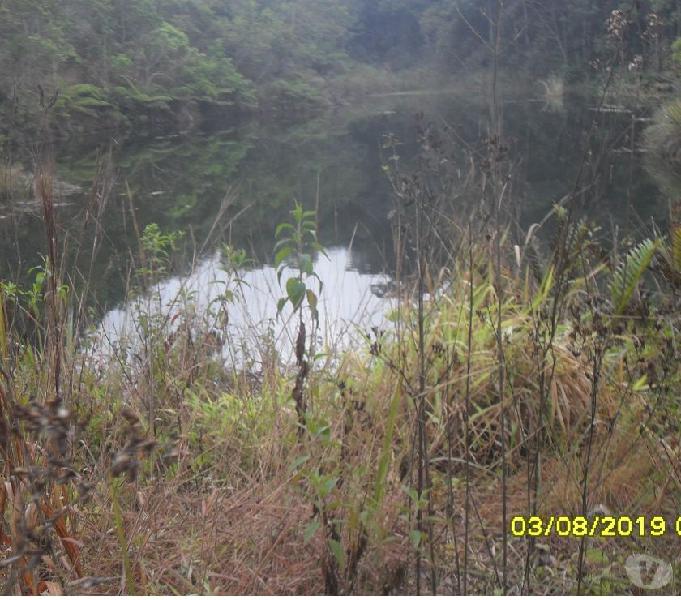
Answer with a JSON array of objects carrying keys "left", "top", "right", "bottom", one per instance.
[{"left": 0, "top": 0, "right": 679, "bottom": 136}]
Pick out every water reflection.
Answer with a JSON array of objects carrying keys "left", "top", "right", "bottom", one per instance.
[
  {"left": 97, "top": 247, "right": 392, "bottom": 365},
  {"left": 0, "top": 90, "right": 673, "bottom": 346}
]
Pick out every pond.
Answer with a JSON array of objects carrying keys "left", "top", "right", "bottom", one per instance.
[{"left": 0, "top": 87, "right": 670, "bottom": 361}]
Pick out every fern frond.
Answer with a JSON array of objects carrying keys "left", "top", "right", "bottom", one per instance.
[
  {"left": 610, "top": 238, "right": 658, "bottom": 314},
  {"left": 666, "top": 100, "right": 681, "bottom": 128},
  {"left": 672, "top": 226, "right": 681, "bottom": 273}
]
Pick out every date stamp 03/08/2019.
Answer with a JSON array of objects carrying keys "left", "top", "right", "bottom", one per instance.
[
  {"left": 511, "top": 515, "right": 679, "bottom": 590},
  {"left": 510, "top": 514, "right": 681, "bottom": 538}
]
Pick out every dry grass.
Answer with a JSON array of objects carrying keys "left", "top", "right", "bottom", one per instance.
[
  {"left": 73, "top": 472, "right": 411, "bottom": 595},
  {"left": 3, "top": 245, "right": 677, "bottom": 594},
  {"left": 3, "top": 160, "right": 681, "bottom": 595}
]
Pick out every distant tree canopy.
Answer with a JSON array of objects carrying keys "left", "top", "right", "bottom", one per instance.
[
  {"left": 411, "top": 0, "right": 681, "bottom": 76},
  {"left": 0, "top": 0, "right": 679, "bottom": 136}
]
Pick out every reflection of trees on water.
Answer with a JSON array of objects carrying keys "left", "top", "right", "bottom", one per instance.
[
  {"left": 0, "top": 111, "right": 401, "bottom": 313},
  {"left": 0, "top": 91, "right": 669, "bottom": 315}
]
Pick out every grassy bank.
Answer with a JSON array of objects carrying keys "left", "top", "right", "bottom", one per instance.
[{"left": 2, "top": 128, "right": 681, "bottom": 595}]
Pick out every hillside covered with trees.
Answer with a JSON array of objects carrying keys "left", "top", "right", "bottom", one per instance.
[{"left": 1, "top": 0, "right": 680, "bottom": 136}]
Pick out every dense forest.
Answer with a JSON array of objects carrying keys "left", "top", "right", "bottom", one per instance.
[
  {"left": 1, "top": 0, "right": 680, "bottom": 135},
  {"left": 2, "top": 0, "right": 681, "bottom": 597}
]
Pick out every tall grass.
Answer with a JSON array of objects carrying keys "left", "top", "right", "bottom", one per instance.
[
  {"left": 2, "top": 192, "right": 681, "bottom": 593},
  {"left": 3, "top": 91, "right": 681, "bottom": 595}
]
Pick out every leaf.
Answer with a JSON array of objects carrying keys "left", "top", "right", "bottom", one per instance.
[
  {"left": 274, "top": 238, "right": 291, "bottom": 251},
  {"left": 289, "top": 454, "right": 310, "bottom": 472},
  {"left": 304, "top": 519, "right": 320, "bottom": 543},
  {"left": 328, "top": 539, "right": 345, "bottom": 570},
  {"left": 276, "top": 222, "right": 295, "bottom": 237},
  {"left": 276, "top": 297, "right": 288, "bottom": 316},
  {"left": 306, "top": 289, "right": 318, "bottom": 310},
  {"left": 409, "top": 529, "right": 423, "bottom": 549},
  {"left": 275, "top": 246, "right": 293, "bottom": 266},
  {"left": 531, "top": 266, "right": 554, "bottom": 312},
  {"left": 286, "top": 278, "right": 306, "bottom": 309},
  {"left": 403, "top": 486, "right": 420, "bottom": 505},
  {"left": 299, "top": 253, "right": 313, "bottom": 276},
  {"left": 632, "top": 374, "right": 648, "bottom": 392},
  {"left": 318, "top": 476, "right": 338, "bottom": 499},
  {"left": 292, "top": 202, "right": 304, "bottom": 222},
  {"left": 610, "top": 239, "right": 658, "bottom": 314}
]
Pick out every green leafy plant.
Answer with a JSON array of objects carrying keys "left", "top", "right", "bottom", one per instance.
[
  {"left": 274, "top": 201, "right": 326, "bottom": 323},
  {"left": 22, "top": 258, "right": 69, "bottom": 319},
  {"left": 274, "top": 201, "right": 326, "bottom": 436},
  {"left": 138, "top": 223, "right": 184, "bottom": 278},
  {"left": 610, "top": 238, "right": 658, "bottom": 314}
]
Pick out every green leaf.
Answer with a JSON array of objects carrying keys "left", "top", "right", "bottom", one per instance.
[
  {"left": 610, "top": 239, "right": 658, "bottom": 314},
  {"left": 318, "top": 476, "right": 338, "bottom": 499},
  {"left": 286, "top": 278, "right": 306, "bottom": 309},
  {"left": 274, "top": 238, "right": 291, "bottom": 251},
  {"left": 328, "top": 539, "right": 345, "bottom": 570},
  {"left": 304, "top": 519, "right": 320, "bottom": 543},
  {"left": 276, "top": 297, "right": 288, "bottom": 315},
  {"left": 275, "top": 246, "right": 293, "bottom": 266},
  {"left": 403, "top": 486, "right": 419, "bottom": 505},
  {"left": 289, "top": 454, "right": 310, "bottom": 472},
  {"left": 292, "top": 202, "right": 304, "bottom": 222},
  {"left": 531, "top": 266, "right": 554, "bottom": 312},
  {"left": 632, "top": 374, "right": 648, "bottom": 392},
  {"left": 299, "top": 254, "right": 313, "bottom": 276},
  {"left": 276, "top": 222, "right": 295, "bottom": 237},
  {"left": 409, "top": 529, "right": 423, "bottom": 549},
  {"left": 316, "top": 425, "right": 331, "bottom": 443}
]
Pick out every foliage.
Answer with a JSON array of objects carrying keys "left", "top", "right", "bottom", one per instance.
[
  {"left": 5, "top": 179, "right": 681, "bottom": 593},
  {"left": 4, "top": 1, "right": 681, "bottom": 595},
  {"left": 0, "top": 0, "right": 356, "bottom": 133},
  {"left": 610, "top": 238, "right": 658, "bottom": 314},
  {"left": 139, "top": 222, "right": 184, "bottom": 276},
  {"left": 3, "top": 0, "right": 680, "bottom": 136},
  {"left": 274, "top": 201, "right": 325, "bottom": 321}
]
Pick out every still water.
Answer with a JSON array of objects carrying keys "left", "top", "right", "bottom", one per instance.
[
  {"left": 97, "top": 246, "right": 391, "bottom": 365},
  {"left": 0, "top": 89, "right": 671, "bottom": 358}
]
